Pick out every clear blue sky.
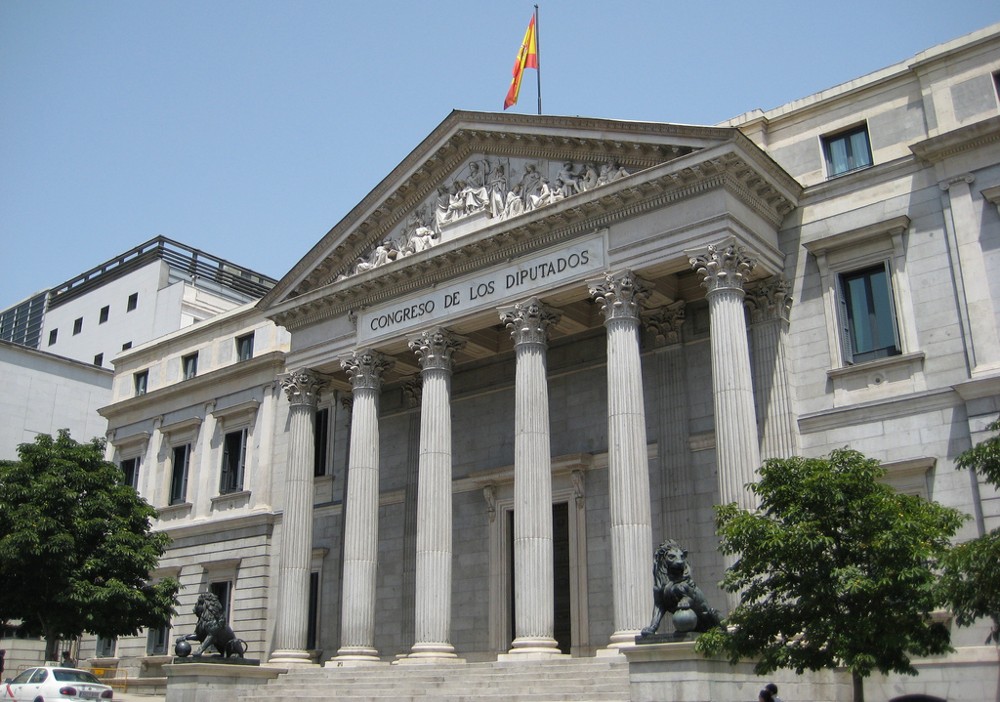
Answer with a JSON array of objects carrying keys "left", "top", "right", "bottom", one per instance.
[{"left": 2, "top": 1, "right": 998, "bottom": 307}]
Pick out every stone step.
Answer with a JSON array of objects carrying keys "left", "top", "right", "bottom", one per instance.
[{"left": 239, "top": 658, "right": 630, "bottom": 702}]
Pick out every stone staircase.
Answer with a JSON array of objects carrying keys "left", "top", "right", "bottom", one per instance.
[{"left": 239, "top": 656, "right": 631, "bottom": 702}]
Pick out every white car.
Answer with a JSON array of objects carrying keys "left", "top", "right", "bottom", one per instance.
[{"left": 3, "top": 667, "right": 113, "bottom": 701}]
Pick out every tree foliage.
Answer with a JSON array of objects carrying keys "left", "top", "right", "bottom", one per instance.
[
  {"left": 0, "top": 431, "right": 178, "bottom": 659},
  {"left": 939, "top": 419, "right": 1000, "bottom": 643},
  {"left": 695, "top": 449, "right": 965, "bottom": 702}
]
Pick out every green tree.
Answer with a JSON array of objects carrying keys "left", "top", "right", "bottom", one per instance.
[
  {"left": 0, "top": 431, "right": 178, "bottom": 661},
  {"left": 939, "top": 419, "right": 1000, "bottom": 644},
  {"left": 695, "top": 449, "right": 965, "bottom": 702}
]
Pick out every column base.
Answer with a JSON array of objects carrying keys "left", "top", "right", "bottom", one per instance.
[
  {"left": 327, "top": 645, "right": 382, "bottom": 666},
  {"left": 267, "top": 649, "right": 318, "bottom": 667},
  {"left": 498, "top": 636, "right": 566, "bottom": 660},
  {"left": 597, "top": 630, "right": 643, "bottom": 655},
  {"left": 395, "top": 642, "right": 463, "bottom": 664}
]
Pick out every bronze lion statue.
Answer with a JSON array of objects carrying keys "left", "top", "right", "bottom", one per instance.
[
  {"left": 640, "top": 539, "right": 722, "bottom": 636},
  {"left": 174, "top": 592, "right": 247, "bottom": 658}
]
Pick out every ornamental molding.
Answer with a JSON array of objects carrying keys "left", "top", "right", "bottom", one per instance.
[
  {"left": 745, "top": 276, "right": 792, "bottom": 325},
  {"left": 688, "top": 238, "right": 758, "bottom": 294},
  {"left": 910, "top": 114, "right": 1000, "bottom": 163},
  {"left": 281, "top": 368, "right": 327, "bottom": 408},
  {"left": 341, "top": 349, "right": 394, "bottom": 391},
  {"left": 588, "top": 269, "right": 653, "bottom": 323},
  {"left": 408, "top": 327, "right": 466, "bottom": 372},
  {"left": 499, "top": 297, "right": 561, "bottom": 347}
]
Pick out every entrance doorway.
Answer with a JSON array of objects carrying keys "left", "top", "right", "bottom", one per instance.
[{"left": 506, "top": 502, "right": 572, "bottom": 653}]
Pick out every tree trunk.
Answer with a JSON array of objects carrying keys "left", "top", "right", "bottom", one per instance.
[
  {"left": 44, "top": 630, "right": 60, "bottom": 663},
  {"left": 852, "top": 670, "right": 865, "bottom": 702}
]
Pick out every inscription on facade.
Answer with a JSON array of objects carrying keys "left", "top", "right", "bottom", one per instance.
[{"left": 357, "top": 234, "right": 607, "bottom": 343}]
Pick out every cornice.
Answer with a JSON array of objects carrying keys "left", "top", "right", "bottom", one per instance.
[
  {"left": 99, "top": 351, "right": 286, "bottom": 421},
  {"left": 910, "top": 115, "right": 1000, "bottom": 163},
  {"left": 268, "top": 147, "right": 798, "bottom": 332}
]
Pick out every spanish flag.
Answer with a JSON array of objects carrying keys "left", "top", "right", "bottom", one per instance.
[{"left": 503, "top": 13, "right": 538, "bottom": 110}]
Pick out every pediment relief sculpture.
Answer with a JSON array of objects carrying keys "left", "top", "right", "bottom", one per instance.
[{"left": 341, "top": 156, "right": 631, "bottom": 280}]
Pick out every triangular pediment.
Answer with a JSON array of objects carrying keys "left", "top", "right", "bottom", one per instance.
[{"left": 260, "top": 111, "right": 799, "bottom": 327}]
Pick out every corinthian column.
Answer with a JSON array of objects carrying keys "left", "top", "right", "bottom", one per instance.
[
  {"left": 745, "top": 277, "right": 798, "bottom": 460},
  {"left": 332, "top": 351, "right": 393, "bottom": 664},
  {"left": 269, "top": 369, "right": 326, "bottom": 666},
  {"left": 499, "top": 298, "right": 563, "bottom": 657},
  {"left": 689, "top": 239, "right": 761, "bottom": 510},
  {"left": 588, "top": 270, "right": 654, "bottom": 649},
  {"left": 405, "top": 328, "right": 465, "bottom": 662}
]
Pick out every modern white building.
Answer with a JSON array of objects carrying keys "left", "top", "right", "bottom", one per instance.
[{"left": 87, "top": 23, "right": 1000, "bottom": 702}]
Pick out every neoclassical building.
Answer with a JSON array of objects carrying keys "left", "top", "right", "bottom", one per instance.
[{"left": 92, "top": 23, "right": 999, "bottom": 700}]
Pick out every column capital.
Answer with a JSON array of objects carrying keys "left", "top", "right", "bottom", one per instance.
[
  {"left": 688, "top": 238, "right": 757, "bottom": 294},
  {"left": 588, "top": 269, "right": 652, "bottom": 323},
  {"left": 643, "top": 300, "right": 686, "bottom": 347},
  {"left": 281, "top": 368, "right": 327, "bottom": 409},
  {"left": 341, "top": 350, "right": 393, "bottom": 392},
  {"left": 402, "top": 377, "right": 422, "bottom": 408},
  {"left": 408, "top": 327, "right": 465, "bottom": 373},
  {"left": 500, "top": 297, "right": 561, "bottom": 347},
  {"left": 939, "top": 173, "right": 975, "bottom": 191},
  {"left": 745, "top": 276, "right": 792, "bottom": 325}
]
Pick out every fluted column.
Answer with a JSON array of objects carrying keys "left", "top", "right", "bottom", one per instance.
[
  {"left": 403, "top": 328, "right": 465, "bottom": 661},
  {"left": 332, "top": 351, "right": 393, "bottom": 664},
  {"left": 499, "top": 298, "right": 563, "bottom": 657},
  {"left": 270, "top": 369, "right": 326, "bottom": 666},
  {"left": 746, "top": 277, "right": 798, "bottom": 460},
  {"left": 689, "top": 239, "right": 761, "bottom": 511},
  {"left": 644, "top": 301, "right": 691, "bottom": 544},
  {"left": 589, "top": 270, "right": 654, "bottom": 649}
]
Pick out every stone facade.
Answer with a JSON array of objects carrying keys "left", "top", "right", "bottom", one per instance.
[{"left": 90, "top": 23, "right": 1000, "bottom": 701}]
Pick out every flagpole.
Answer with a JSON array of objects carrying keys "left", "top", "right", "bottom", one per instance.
[{"left": 534, "top": 4, "right": 542, "bottom": 115}]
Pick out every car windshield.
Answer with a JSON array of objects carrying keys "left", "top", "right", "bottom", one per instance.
[{"left": 53, "top": 669, "right": 102, "bottom": 683}]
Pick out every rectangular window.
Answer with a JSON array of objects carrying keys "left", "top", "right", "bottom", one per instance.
[
  {"left": 93, "top": 353, "right": 104, "bottom": 366},
  {"left": 95, "top": 637, "right": 116, "bottom": 658},
  {"left": 122, "top": 341, "right": 133, "bottom": 351},
  {"left": 134, "top": 370, "right": 148, "bottom": 396},
  {"left": 182, "top": 352, "right": 199, "bottom": 380},
  {"left": 73, "top": 317, "right": 83, "bottom": 335},
  {"left": 127, "top": 292, "right": 139, "bottom": 312},
  {"left": 822, "top": 124, "right": 873, "bottom": 177},
  {"left": 170, "top": 444, "right": 190, "bottom": 505},
  {"left": 99, "top": 305, "right": 110, "bottom": 324},
  {"left": 220, "top": 428, "right": 247, "bottom": 494},
  {"left": 236, "top": 332, "right": 255, "bottom": 362},
  {"left": 209, "top": 581, "right": 232, "bottom": 621},
  {"left": 837, "top": 263, "right": 901, "bottom": 364},
  {"left": 146, "top": 624, "right": 170, "bottom": 655},
  {"left": 314, "top": 407, "right": 330, "bottom": 477},
  {"left": 48, "top": 329, "right": 58, "bottom": 346},
  {"left": 120, "top": 457, "right": 140, "bottom": 489}
]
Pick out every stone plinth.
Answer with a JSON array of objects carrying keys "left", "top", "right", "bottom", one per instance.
[{"left": 164, "top": 662, "right": 286, "bottom": 702}]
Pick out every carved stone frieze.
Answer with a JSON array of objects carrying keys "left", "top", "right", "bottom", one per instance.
[{"left": 342, "top": 156, "right": 632, "bottom": 280}]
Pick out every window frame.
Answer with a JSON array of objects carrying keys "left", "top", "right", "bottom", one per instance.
[
  {"left": 134, "top": 370, "right": 149, "bottom": 396},
  {"left": 48, "top": 329, "right": 58, "bottom": 346},
  {"left": 95, "top": 636, "right": 117, "bottom": 658},
  {"left": 127, "top": 292, "right": 139, "bottom": 312},
  {"left": 120, "top": 456, "right": 141, "bottom": 489},
  {"left": 170, "top": 443, "right": 190, "bottom": 505},
  {"left": 236, "top": 332, "right": 255, "bottom": 362},
  {"left": 822, "top": 122, "right": 873, "bottom": 178},
  {"left": 836, "top": 262, "right": 902, "bottom": 365},
  {"left": 73, "top": 317, "right": 83, "bottom": 335},
  {"left": 94, "top": 353, "right": 104, "bottom": 367},
  {"left": 182, "top": 352, "right": 199, "bottom": 380},
  {"left": 146, "top": 624, "right": 170, "bottom": 655},
  {"left": 219, "top": 427, "right": 248, "bottom": 495},
  {"left": 99, "top": 305, "right": 110, "bottom": 324}
]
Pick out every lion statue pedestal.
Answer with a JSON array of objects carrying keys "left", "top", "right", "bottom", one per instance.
[
  {"left": 173, "top": 592, "right": 256, "bottom": 664},
  {"left": 637, "top": 539, "right": 722, "bottom": 642}
]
